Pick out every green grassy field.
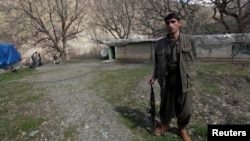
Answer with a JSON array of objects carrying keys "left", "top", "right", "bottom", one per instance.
[
  {"left": 91, "top": 62, "right": 250, "bottom": 141},
  {"left": 1, "top": 61, "right": 249, "bottom": 141}
]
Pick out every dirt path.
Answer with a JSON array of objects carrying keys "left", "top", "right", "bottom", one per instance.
[
  {"left": 19, "top": 60, "right": 250, "bottom": 141},
  {"left": 26, "top": 62, "right": 145, "bottom": 141}
]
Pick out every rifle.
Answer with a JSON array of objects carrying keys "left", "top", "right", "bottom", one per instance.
[{"left": 147, "top": 84, "right": 156, "bottom": 131}]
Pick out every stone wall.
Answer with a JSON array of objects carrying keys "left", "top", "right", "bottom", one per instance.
[
  {"left": 195, "top": 34, "right": 250, "bottom": 60},
  {"left": 115, "top": 42, "right": 154, "bottom": 60},
  {"left": 104, "top": 34, "right": 250, "bottom": 61},
  {"left": 104, "top": 39, "right": 155, "bottom": 61}
]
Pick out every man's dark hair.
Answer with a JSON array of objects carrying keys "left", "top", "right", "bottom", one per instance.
[{"left": 164, "top": 13, "right": 180, "bottom": 23}]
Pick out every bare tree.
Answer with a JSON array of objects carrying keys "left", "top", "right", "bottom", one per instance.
[
  {"left": 134, "top": 0, "right": 167, "bottom": 37},
  {"left": 211, "top": 0, "right": 250, "bottom": 33},
  {"left": 89, "top": 0, "right": 137, "bottom": 39},
  {"left": 9, "top": 0, "right": 88, "bottom": 60},
  {"left": 0, "top": 1, "right": 29, "bottom": 48},
  {"left": 134, "top": 0, "right": 210, "bottom": 37}
]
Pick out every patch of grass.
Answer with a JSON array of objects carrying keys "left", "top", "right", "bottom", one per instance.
[
  {"left": 15, "top": 93, "right": 44, "bottom": 105},
  {"left": 0, "top": 68, "right": 44, "bottom": 140},
  {"left": 233, "top": 66, "right": 250, "bottom": 77},
  {"left": 0, "top": 68, "right": 34, "bottom": 81},
  {"left": 18, "top": 118, "right": 44, "bottom": 132},
  {"left": 0, "top": 115, "right": 20, "bottom": 138},
  {"left": 197, "top": 63, "right": 230, "bottom": 73},
  {"left": 0, "top": 68, "right": 44, "bottom": 106},
  {"left": 64, "top": 126, "right": 77, "bottom": 139},
  {"left": 1, "top": 84, "right": 33, "bottom": 105},
  {"left": 0, "top": 68, "right": 37, "bottom": 112},
  {"left": 0, "top": 114, "right": 44, "bottom": 140},
  {"left": 24, "top": 95, "right": 42, "bottom": 102},
  {"left": 190, "top": 124, "right": 207, "bottom": 141},
  {"left": 201, "top": 84, "right": 221, "bottom": 95},
  {"left": 197, "top": 63, "right": 250, "bottom": 77},
  {"left": 92, "top": 66, "right": 153, "bottom": 106},
  {"left": 0, "top": 106, "right": 8, "bottom": 115}
]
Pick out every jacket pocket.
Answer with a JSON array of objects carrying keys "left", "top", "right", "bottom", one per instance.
[
  {"left": 156, "top": 51, "right": 164, "bottom": 70},
  {"left": 182, "top": 47, "right": 192, "bottom": 52},
  {"left": 182, "top": 46, "right": 194, "bottom": 62}
]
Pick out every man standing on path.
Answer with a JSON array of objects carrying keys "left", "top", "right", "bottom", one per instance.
[{"left": 148, "top": 13, "right": 196, "bottom": 141}]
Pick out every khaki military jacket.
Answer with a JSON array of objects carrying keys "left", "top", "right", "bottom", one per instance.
[{"left": 153, "top": 34, "right": 197, "bottom": 93}]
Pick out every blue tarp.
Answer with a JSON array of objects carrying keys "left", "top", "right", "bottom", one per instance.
[{"left": 0, "top": 43, "right": 21, "bottom": 69}]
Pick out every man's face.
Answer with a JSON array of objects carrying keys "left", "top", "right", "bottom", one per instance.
[{"left": 165, "top": 18, "right": 181, "bottom": 34}]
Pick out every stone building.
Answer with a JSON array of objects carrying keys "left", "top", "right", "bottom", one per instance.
[{"left": 104, "top": 34, "right": 250, "bottom": 62}]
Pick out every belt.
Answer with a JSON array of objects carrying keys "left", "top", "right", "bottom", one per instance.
[{"left": 167, "top": 64, "right": 178, "bottom": 74}]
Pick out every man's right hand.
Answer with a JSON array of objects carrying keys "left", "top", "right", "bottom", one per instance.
[{"left": 148, "top": 78, "right": 155, "bottom": 85}]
